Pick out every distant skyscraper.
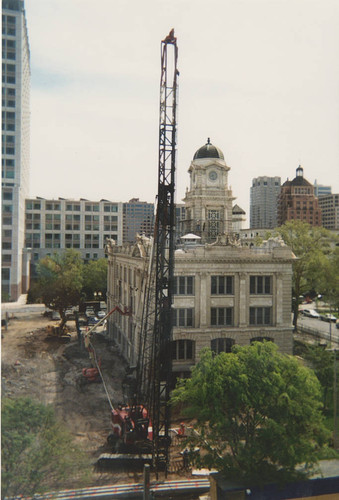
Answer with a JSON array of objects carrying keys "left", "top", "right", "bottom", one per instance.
[
  {"left": 123, "top": 198, "right": 154, "bottom": 243},
  {"left": 277, "top": 166, "right": 322, "bottom": 227},
  {"left": 2, "top": 0, "right": 31, "bottom": 300},
  {"left": 250, "top": 176, "right": 281, "bottom": 229},
  {"left": 318, "top": 194, "right": 339, "bottom": 230},
  {"left": 314, "top": 180, "right": 332, "bottom": 198}
]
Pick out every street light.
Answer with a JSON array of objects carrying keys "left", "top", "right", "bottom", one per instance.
[{"left": 327, "top": 348, "right": 338, "bottom": 450}]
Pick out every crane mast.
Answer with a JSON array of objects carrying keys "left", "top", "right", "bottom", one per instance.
[{"left": 151, "top": 29, "right": 178, "bottom": 473}]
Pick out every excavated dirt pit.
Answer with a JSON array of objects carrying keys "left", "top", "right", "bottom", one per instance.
[{"left": 1, "top": 311, "right": 192, "bottom": 488}]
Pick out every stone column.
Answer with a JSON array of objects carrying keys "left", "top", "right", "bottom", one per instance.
[
  {"left": 275, "top": 273, "right": 283, "bottom": 325},
  {"left": 239, "top": 272, "right": 247, "bottom": 326},
  {"left": 199, "top": 272, "right": 207, "bottom": 328}
]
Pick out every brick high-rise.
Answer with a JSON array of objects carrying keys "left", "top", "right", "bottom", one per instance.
[{"left": 277, "top": 166, "right": 322, "bottom": 227}]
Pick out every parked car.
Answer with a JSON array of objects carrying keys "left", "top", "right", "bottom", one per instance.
[
  {"left": 97, "top": 310, "right": 106, "bottom": 319},
  {"left": 88, "top": 316, "right": 99, "bottom": 326},
  {"left": 320, "top": 313, "right": 337, "bottom": 323},
  {"left": 302, "top": 309, "right": 320, "bottom": 319},
  {"left": 65, "top": 308, "right": 74, "bottom": 319},
  {"left": 51, "top": 311, "right": 61, "bottom": 321},
  {"left": 86, "top": 307, "right": 96, "bottom": 317},
  {"left": 336, "top": 322, "right": 339, "bottom": 329}
]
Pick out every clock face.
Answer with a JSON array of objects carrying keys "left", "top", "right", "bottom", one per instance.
[{"left": 209, "top": 170, "right": 218, "bottom": 181}]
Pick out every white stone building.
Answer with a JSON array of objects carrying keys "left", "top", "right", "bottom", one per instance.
[{"left": 106, "top": 141, "right": 295, "bottom": 375}]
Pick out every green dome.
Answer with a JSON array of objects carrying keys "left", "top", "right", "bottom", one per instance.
[{"left": 193, "top": 138, "right": 224, "bottom": 160}]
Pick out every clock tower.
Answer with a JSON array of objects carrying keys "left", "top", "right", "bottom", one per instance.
[{"left": 182, "top": 138, "right": 235, "bottom": 242}]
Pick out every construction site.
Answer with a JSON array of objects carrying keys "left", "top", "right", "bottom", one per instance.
[
  {"left": 2, "top": 28, "right": 299, "bottom": 498},
  {"left": 2, "top": 308, "right": 206, "bottom": 491},
  {"left": 2, "top": 31, "right": 211, "bottom": 498}
]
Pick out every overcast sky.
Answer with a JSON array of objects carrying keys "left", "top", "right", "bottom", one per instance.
[{"left": 25, "top": 0, "right": 339, "bottom": 223}]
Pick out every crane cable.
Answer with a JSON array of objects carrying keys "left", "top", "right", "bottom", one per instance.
[
  {"left": 88, "top": 338, "right": 115, "bottom": 412},
  {"left": 81, "top": 305, "right": 131, "bottom": 412}
]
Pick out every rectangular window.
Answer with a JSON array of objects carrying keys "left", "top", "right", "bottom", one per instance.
[
  {"left": 171, "top": 340, "right": 194, "bottom": 360},
  {"left": 173, "top": 308, "right": 194, "bottom": 327},
  {"left": 173, "top": 276, "right": 194, "bottom": 295},
  {"left": 250, "top": 276, "right": 271, "bottom": 294},
  {"left": 211, "top": 276, "right": 234, "bottom": 294},
  {"left": 249, "top": 307, "right": 272, "bottom": 325},
  {"left": 2, "top": 268, "right": 10, "bottom": 280},
  {"left": 211, "top": 307, "right": 233, "bottom": 326}
]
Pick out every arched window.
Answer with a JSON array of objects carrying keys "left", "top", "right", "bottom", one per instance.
[{"left": 211, "top": 337, "right": 235, "bottom": 354}]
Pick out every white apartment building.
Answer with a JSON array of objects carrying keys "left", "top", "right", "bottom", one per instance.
[
  {"left": 25, "top": 198, "right": 124, "bottom": 265},
  {"left": 2, "top": 0, "right": 31, "bottom": 300},
  {"left": 318, "top": 194, "right": 339, "bottom": 230}
]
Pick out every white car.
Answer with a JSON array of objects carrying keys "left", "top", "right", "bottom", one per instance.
[
  {"left": 320, "top": 313, "right": 337, "bottom": 323},
  {"left": 97, "top": 310, "right": 106, "bottom": 319},
  {"left": 302, "top": 309, "right": 320, "bottom": 319}
]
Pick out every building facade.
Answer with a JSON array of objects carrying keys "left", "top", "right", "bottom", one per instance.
[
  {"left": 2, "top": 0, "right": 30, "bottom": 300},
  {"left": 277, "top": 166, "right": 322, "bottom": 227},
  {"left": 318, "top": 194, "right": 339, "bottom": 230},
  {"left": 232, "top": 204, "right": 246, "bottom": 233},
  {"left": 123, "top": 198, "right": 154, "bottom": 243},
  {"left": 314, "top": 180, "right": 332, "bottom": 198},
  {"left": 250, "top": 176, "right": 281, "bottom": 229},
  {"left": 106, "top": 141, "right": 295, "bottom": 375},
  {"left": 25, "top": 198, "right": 124, "bottom": 266},
  {"left": 181, "top": 139, "right": 235, "bottom": 242}
]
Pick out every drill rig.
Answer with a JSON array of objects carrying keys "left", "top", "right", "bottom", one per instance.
[
  {"left": 150, "top": 28, "right": 178, "bottom": 473},
  {"left": 99, "top": 30, "right": 178, "bottom": 474}
]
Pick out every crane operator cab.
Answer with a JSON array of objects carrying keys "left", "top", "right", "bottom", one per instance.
[{"left": 108, "top": 404, "right": 152, "bottom": 453}]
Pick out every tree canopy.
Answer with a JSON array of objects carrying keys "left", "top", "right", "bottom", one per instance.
[
  {"left": 82, "top": 258, "right": 107, "bottom": 300},
  {"left": 1, "top": 397, "right": 89, "bottom": 497},
  {"left": 294, "top": 341, "right": 336, "bottom": 413},
  {"left": 171, "top": 343, "right": 330, "bottom": 484},
  {"left": 275, "top": 221, "right": 337, "bottom": 329},
  {"left": 37, "top": 249, "right": 84, "bottom": 323}
]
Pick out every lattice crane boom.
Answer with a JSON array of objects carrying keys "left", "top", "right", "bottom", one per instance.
[{"left": 151, "top": 29, "right": 178, "bottom": 474}]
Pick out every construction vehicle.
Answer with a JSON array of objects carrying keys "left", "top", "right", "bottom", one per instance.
[
  {"left": 46, "top": 317, "right": 72, "bottom": 342},
  {"left": 108, "top": 404, "right": 152, "bottom": 452},
  {"left": 95, "top": 30, "right": 178, "bottom": 475}
]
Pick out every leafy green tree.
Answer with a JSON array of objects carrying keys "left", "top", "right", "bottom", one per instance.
[
  {"left": 82, "top": 258, "right": 107, "bottom": 300},
  {"left": 1, "top": 397, "right": 90, "bottom": 497},
  {"left": 295, "top": 341, "right": 335, "bottom": 412},
  {"left": 294, "top": 341, "right": 339, "bottom": 416},
  {"left": 318, "top": 246, "right": 339, "bottom": 313},
  {"left": 37, "top": 250, "right": 83, "bottom": 326},
  {"left": 171, "top": 343, "right": 329, "bottom": 484},
  {"left": 275, "top": 221, "right": 335, "bottom": 330}
]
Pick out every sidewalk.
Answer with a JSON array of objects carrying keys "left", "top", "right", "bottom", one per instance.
[{"left": 2, "top": 295, "right": 45, "bottom": 316}]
